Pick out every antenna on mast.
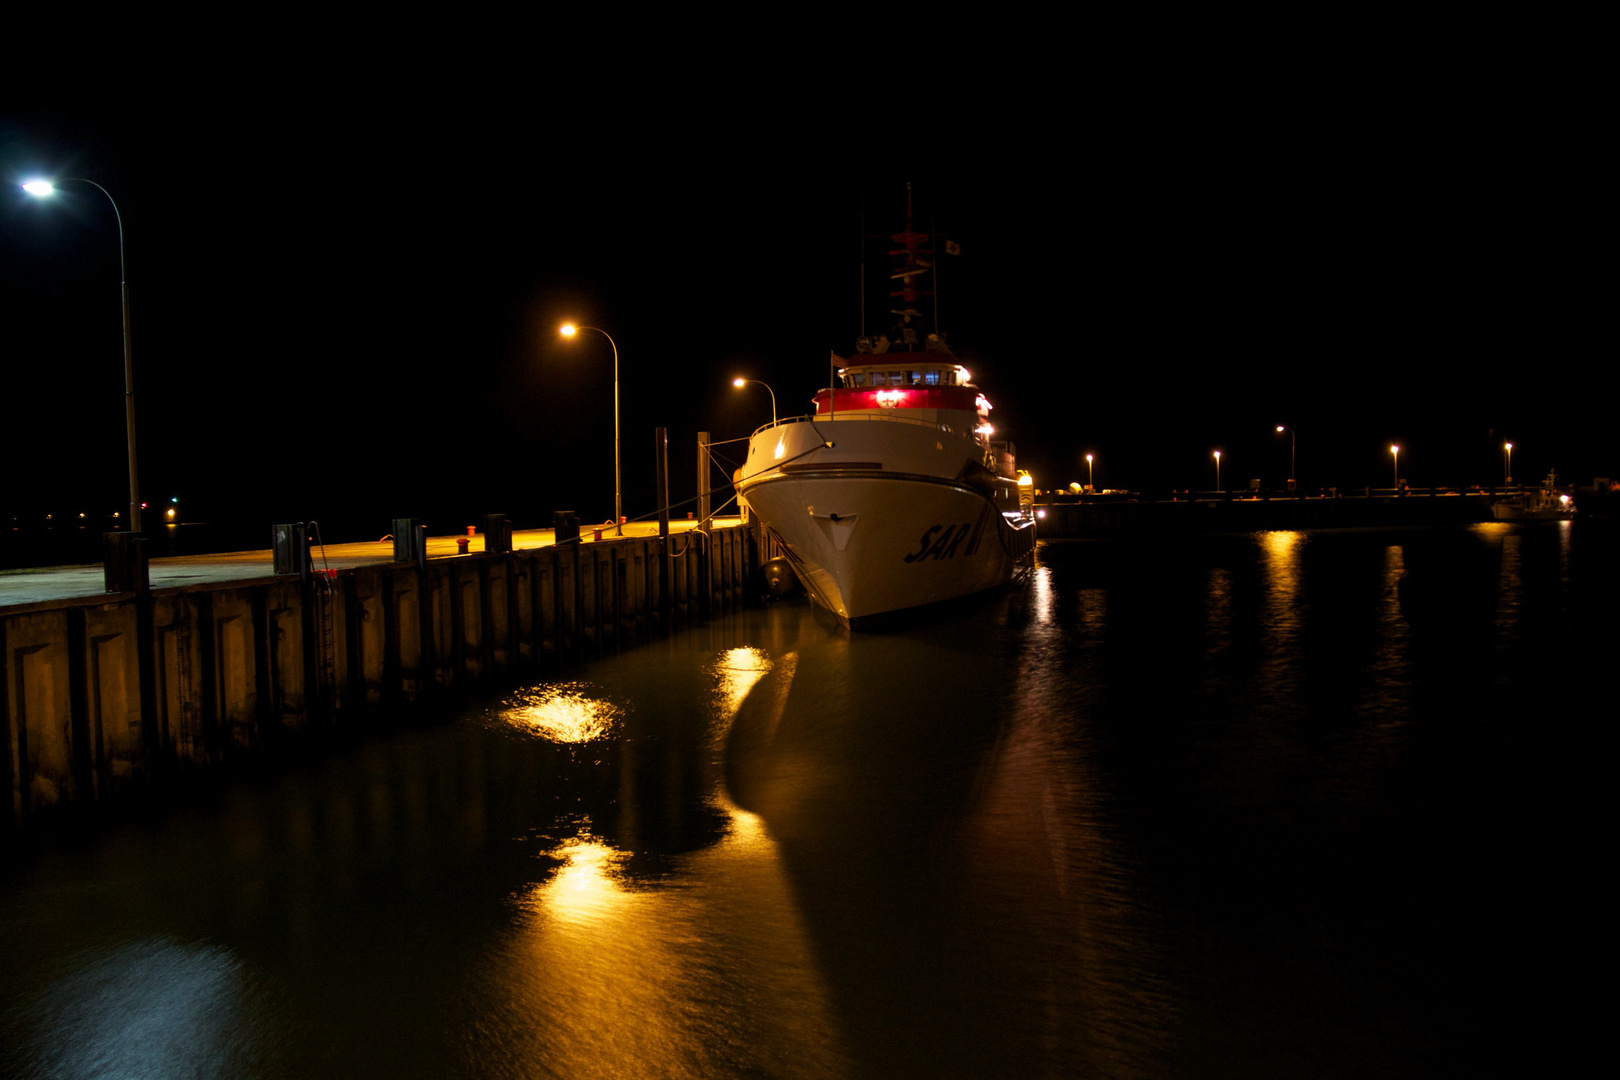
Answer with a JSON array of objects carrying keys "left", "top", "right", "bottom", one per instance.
[{"left": 887, "top": 181, "right": 937, "bottom": 350}]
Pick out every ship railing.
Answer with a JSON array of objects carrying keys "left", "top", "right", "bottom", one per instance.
[{"left": 749, "top": 411, "right": 963, "bottom": 438}]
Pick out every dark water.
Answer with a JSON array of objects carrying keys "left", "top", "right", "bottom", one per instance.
[{"left": 2, "top": 523, "right": 1612, "bottom": 1079}]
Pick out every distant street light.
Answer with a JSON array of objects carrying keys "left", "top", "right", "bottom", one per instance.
[
  {"left": 22, "top": 177, "right": 142, "bottom": 532},
  {"left": 1390, "top": 444, "right": 1400, "bottom": 489},
  {"left": 1504, "top": 442, "right": 1513, "bottom": 487},
  {"left": 1214, "top": 450, "right": 1222, "bottom": 492},
  {"left": 559, "top": 323, "right": 622, "bottom": 535},
  {"left": 1276, "top": 424, "right": 1297, "bottom": 489},
  {"left": 731, "top": 377, "right": 777, "bottom": 426},
  {"left": 1086, "top": 453, "right": 1095, "bottom": 492}
]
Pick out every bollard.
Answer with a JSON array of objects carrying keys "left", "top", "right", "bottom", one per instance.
[
  {"left": 466, "top": 525, "right": 476, "bottom": 536},
  {"left": 593, "top": 528, "right": 603, "bottom": 542},
  {"left": 457, "top": 537, "right": 470, "bottom": 554}
]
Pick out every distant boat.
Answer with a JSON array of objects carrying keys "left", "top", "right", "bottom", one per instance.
[
  {"left": 1492, "top": 470, "right": 1575, "bottom": 521},
  {"left": 733, "top": 192, "right": 1036, "bottom": 626}
]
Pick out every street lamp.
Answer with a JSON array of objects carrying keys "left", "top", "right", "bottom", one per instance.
[
  {"left": 1390, "top": 444, "right": 1400, "bottom": 489},
  {"left": 559, "top": 323, "right": 621, "bottom": 535},
  {"left": 22, "top": 177, "right": 142, "bottom": 532},
  {"left": 731, "top": 377, "right": 777, "bottom": 426},
  {"left": 1276, "top": 424, "right": 1297, "bottom": 489},
  {"left": 1086, "top": 453, "right": 1095, "bottom": 492},
  {"left": 1504, "top": 442, "right": 1513, "bottom": 487},
  {"left": 1213, "top": 450, "right": 1221, "bottom": 492}
]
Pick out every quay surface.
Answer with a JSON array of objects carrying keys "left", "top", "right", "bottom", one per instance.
[{"left": 0, "top": 518, "right": 742, "bottom": 610}]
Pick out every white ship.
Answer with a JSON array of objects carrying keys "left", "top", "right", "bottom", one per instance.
[{"left": 733, "top": 195, "right": 1036, "bottom": 626}]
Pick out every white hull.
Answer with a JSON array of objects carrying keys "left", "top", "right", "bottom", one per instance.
[{"left": 736, "top": 415, "right": 1035, "bottom": 625}]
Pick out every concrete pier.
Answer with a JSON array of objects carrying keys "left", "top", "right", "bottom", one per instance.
[{"left": 1, "top": 519, "right": 762, "bottom": 841}]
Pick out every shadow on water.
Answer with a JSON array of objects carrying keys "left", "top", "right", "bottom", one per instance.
[{"left": 722, "top": 587, "right": 1174, "bottom": 1079}]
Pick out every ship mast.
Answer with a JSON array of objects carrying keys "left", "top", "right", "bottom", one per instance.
[{"left": 887, "top": 182, "right": 937, "bottom": 350}]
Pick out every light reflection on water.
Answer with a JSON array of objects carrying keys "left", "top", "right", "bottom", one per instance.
[
  {"left": 502, "top": 683, "right": 623, "bottom": 744},
  {"left": 479, "top": 642, "right": 846, "bottom": 1080},
  {"left": 1, "top": 522, "right": 1611, "bottom": 1078}
]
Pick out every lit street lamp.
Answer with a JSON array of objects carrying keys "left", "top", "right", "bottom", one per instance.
[
  {"left": 1086, "top": 453, "right": 1095, "bottom": 492},
  {"left": 1276, "top": 424, "right": 1297, "bottom": 489},
  {"left": 22, "top": 177, "right": 142, "bottom": 532},
  {"left": 731, "top": 377, "right": 777, "bottom": 426},
  {"left": 559, "top": 323, "right": 622, "bottom": 535},
  {"left": 1504, "top": 442, "right": 1513, "bottom": 487},
  {"left": 1390, "top": 444, "right": 1400, "bottom": 489},
  {"left": 1213, "top": 450, "right": 1221, "bottom": 492}
]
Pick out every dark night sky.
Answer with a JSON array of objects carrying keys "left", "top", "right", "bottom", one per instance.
[{"left": 2, "top": 65, "right": 1607, "bottom": 541}]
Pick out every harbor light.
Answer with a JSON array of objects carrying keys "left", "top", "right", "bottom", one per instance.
[
  {"left": 558, "top": 323, "right": 622, "bottom": 535},
  {"left": 23, "top": 176, "right": 143, "bottom": 531},
  {"left": 731, "top": 377, "right": 777, "bottom": 427}
]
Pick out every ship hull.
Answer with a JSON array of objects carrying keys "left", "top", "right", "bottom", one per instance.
[{"left": 739, "top": 470, "right": 1035, "bottom": 625}]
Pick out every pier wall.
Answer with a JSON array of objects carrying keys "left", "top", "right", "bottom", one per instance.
[{"left": 1, "top": 526, "right": 760, "bottom": 840}]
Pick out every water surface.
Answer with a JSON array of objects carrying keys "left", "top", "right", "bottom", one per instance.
[{"left": 2, "top": 522, "right": 1610, "bottom": 1078}]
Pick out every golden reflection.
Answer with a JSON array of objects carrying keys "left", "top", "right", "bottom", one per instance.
[
  {"left": 1262, "top": 530, "right": 1305, "bottom": 610},
  {"left": 1030, "top": 565, "right": 1055, "bottom": 625},
  {"left": 709, "top": 646, "right": 772, "bottom": 734},
  {"left": 476, "top": 642, "right": 849, "bottom": 1079},
  {"left": 535, "top": 833, "right": 634, "bottom": 924},
  {"left": 502, "top": 683, "right": 622, "bottom": 743}
]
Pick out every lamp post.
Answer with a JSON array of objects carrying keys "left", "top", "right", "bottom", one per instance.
[
  {"left": 1214, "top": 450, "right": 1221, "bottom": 492},
  {"left": 559, "top": 323, "right": 621, "bottom": 535},
  {"left": 1504, "top": 442, "right": 1513, "bottom": 487},
  {"left": 731, "top": 377, "right": 777, "bottom": 426},
  {"left": 23, "top": 178, "right": 142, "bottom": 532},
  {"left": 1086, "top": 453, "right": 1094, "bottom": 492},
  {"left": 1276, "top": 424, "right": 1297, "bottom": 490},
  {"left": 1390, "top": 445, "right": 1400, "bottom": 490}
]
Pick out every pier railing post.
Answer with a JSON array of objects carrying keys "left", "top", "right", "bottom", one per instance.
[
  {"left": 656, "top": 427, "right": 671, "bottom": 625},
  {"left": 392, "top": 519, "right": 426, "bottom": 569},
  {"left": 103, "top": 532, "right": 149, "bottom": 594}
]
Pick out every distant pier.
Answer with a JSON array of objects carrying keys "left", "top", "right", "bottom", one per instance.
[{"left": 1034, "top": 488, "right": 1503, "bottom": 537}]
